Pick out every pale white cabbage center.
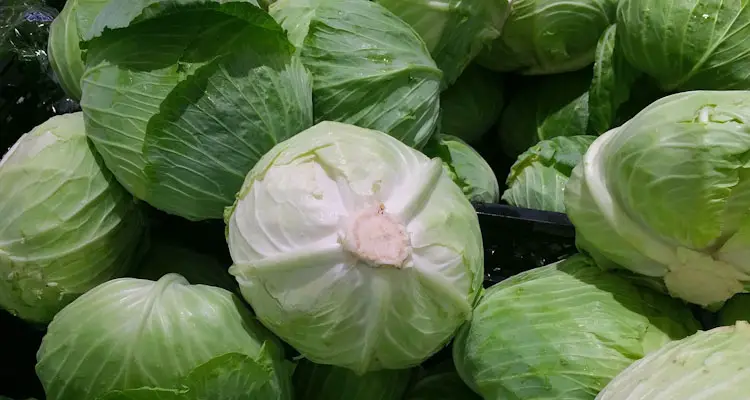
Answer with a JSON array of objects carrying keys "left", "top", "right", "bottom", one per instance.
[{"left": 226, "top": 121, "right": 484, "bottom": 373}]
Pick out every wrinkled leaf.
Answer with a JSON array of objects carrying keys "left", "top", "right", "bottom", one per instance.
[
  {"left": 588, "top": 24, "right": 641, "bottom": 135},
  {"left": 503, "top": 135, "right": 595, "bottom": 212},
  {"left": 80, "top": 1, "right": 313, "bottom": 220},
  {"left": 270, "top": 0, "right": 442, "bottom": 148}
]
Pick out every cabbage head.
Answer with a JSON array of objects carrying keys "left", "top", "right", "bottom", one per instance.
[
  {"left": 498, "top": 69, "right": 592, "bottom": 157},
  {"left": 453, "top": 254, "right": 700, "bottom": 400},
  {"left": 478, "top": 0, "right": 618, "bottom": 75},
  {"left": 0, "top": 112, "right": 146, "bottom": 324},
  {"left": 423, "top": 134, "right": 500, "bottom": 203},
  {"left": 293, "top": 359, "right": 414, "bottom": 400},
  {"left": 597, "top": 322, "right": 750, "bottom": 400},
  {"left": 440, "top": 64, "right": 505, "bottom": 143},
  {"left": 617, "top": 0, "right": 750, "bottom": 91},
  {"left": 36, "top": 274, "right": 293, "bottom": 400},
  {"left": 565, "top": 91, "right": 750, "bottom": 306},
  {"left": 79, "top": 0, "right": 313, "bottom": 221},
  {"left": 375, "top": 0, "right": 512, "bottom": 86},
  {"left": 502, "top": 135, "right": 595, "bottom": 213},
  {"left": 226, "top": 121, "right": 484, "bottom": 373},
  {"left": 270, "top": 0, "right": 442, "bottom": 148}
]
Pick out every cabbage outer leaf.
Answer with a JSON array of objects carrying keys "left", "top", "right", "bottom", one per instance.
[
  {"left": 270, "top": 0, "right": 442, "bottom": 148},
  {"left": 80, "top": 1, "right": 312, "bottom": 221},
  {"left": 96, "top": 353, "right": 279, "bottom": 400},
  {"left": 617, "top": 0, "right": 750, "bottom": 91},
  {"left": 503, "top": 135, "right": 595, "bottom": 213},
  {"left": 423, "top": 134, "right": 500, "bottom": 203}
]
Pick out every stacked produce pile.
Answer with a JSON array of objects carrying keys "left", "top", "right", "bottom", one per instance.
[{"left": 4, "top": 0, "right": 750, "bottom": 399}]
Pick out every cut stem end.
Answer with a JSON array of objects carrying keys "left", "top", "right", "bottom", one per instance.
[{"left": 341, "top": 204, "right": 411, "bottom": 268}]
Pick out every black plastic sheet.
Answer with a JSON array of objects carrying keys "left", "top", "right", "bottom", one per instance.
[{"left": 476, "top": 203, "right": 578, "bottom": 286}]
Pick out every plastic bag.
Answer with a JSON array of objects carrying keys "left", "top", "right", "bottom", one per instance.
[{"left": 1, "top": 0, "right": 78, "bottom": 153}]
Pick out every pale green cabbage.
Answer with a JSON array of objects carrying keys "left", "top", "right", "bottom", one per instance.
[
  {"left": 226, "top": 121, "right": 484, "bottom": 373},
  {"left": 453, "top": 255, "right": 700, "bottom": 399},
  {"left": 80, "top": 0, "right": 313, "bottom": 221},
  {"left": 0, "top": 112, "right": 146, "bottom": 324},
  {"left": 565, "top": 91, "right": 750, "bottom": 306},
  {"left": 270, "top": 0, "right": 442, "bottom": 148},
  {"left": 36, "top": 274, "right": 293, "bottom": 400},
  {"left": 597, "top": 322, "right": 750, "bottom": 400}
]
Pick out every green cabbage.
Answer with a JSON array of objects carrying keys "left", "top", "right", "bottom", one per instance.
[
  {"left": 270, "top": 0, "right": 442, "bottom": 148},
  {"left": 565, "top": 91, "right": 750, "bottom": 306},
  {"left": 0, "top": 112, "right": 146, "bottom": 324},
  {"left": 79, "top": 0, "right": 313, "bottom": 221},
  {"left": 478, "top": 0, "right": 618, "bottom": 75},
  {"left": 423, "top": 134, "right": 500, "bottom": 203},
  {"left": 503, "top": 135, "right": 596, "bottom": 213},
  {"left": 597, "top": 322, "right": 750, "bottom": 400},
  {"left": 36, "top": 274, "right": 293, "bottom": 400},
  {"left": 453, "top": 255, "right": 700, "bottom": 399},
  {"left": 226, "top": 121, "right": 484, "bottom": 373},
  {"left": 617, "top": 0, "right": 750, "bottom": 91}
]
